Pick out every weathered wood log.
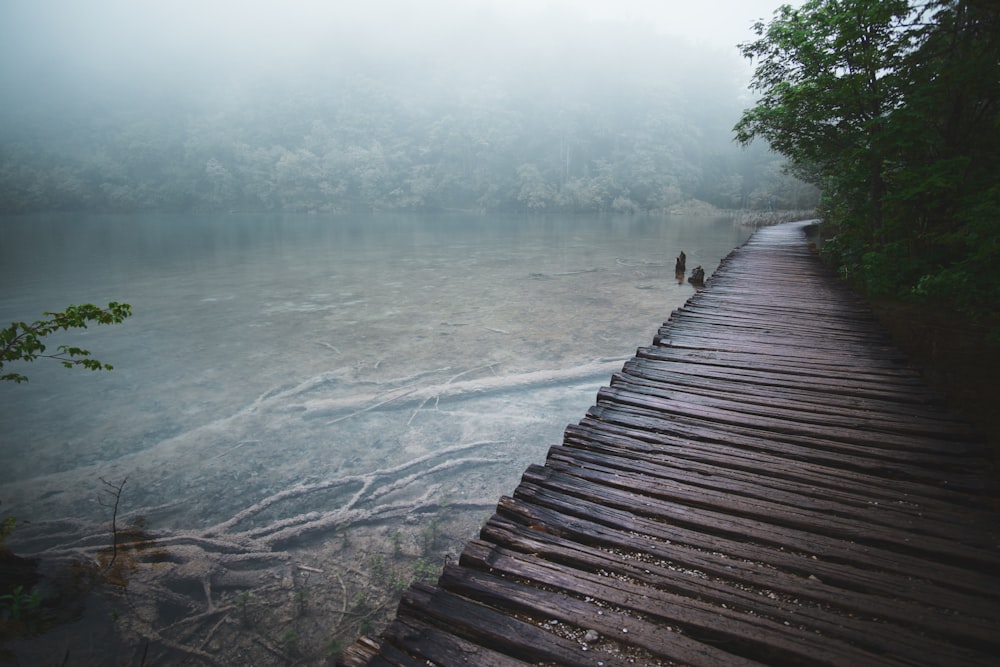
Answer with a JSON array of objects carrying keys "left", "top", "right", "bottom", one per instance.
[
  {"left": 688, "top": 265, "right": 705, "bottom": 286},
  {"left": 394, "top": 582, "right": 591, "bottom": 665}
]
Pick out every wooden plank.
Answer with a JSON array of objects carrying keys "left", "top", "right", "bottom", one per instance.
[
  {"left": 634, "top": 346, "right": 946, "bottom": 404},
  {"left": 661, "top": 318, "right": 889, "bottom": 352},
  {"left": 544, "top": 443, "right": 997, "bottom": 549},
  {"left": 539, "top": 451, "right": 999, "bottom": 563},
  {"left": 647, "top": 343, "right": 928, "bottom": 384},
  {"left": 517, "top": 466, "right": 1000, "bottom": 585},
  {"left": 382, "top": 617, "right": 533, "bottom": 667},
  {"left": 478, "top": 514, "right": 1000, "bottom": 652},
  {"left": 444, "top": 551, "right": 771, "bottom": 667},
  {"left": 653, "top": 328, "right": 911, "bottom": 368},
  {"left": 510, "top": 478, "right": 1000, "bottom": 602},
  {"left": 608, "top": 371, "right": 980, "bottom": 442},
  {"left": 585, "top": 402, "right": 991, "bottom": 481},
  {"left": 393, "top": 582, "right": 601, "bottom": 665},
  {"left": 669, "top": 304, "right": 888, "bottom": 337},
  {"left": 637, "top": 345, "right": 939, "bottom": 396},
  {"left": 457, "top": 539, "right": 992, "bottom": 666},
  {"left": 563, "top": 421, "right": 1000, "bottom": 527},
  {"left": 682, "top": 296, "right": 877, "bottom": 321},
  {"left": 620, "top": 357, "right": 971, "bottom": 425},
  {"left": 494, "top": 493, "right": 999, "bottom": 622},
  {"left": 593, "top": 384, "right": 980, "bottom": 457}
]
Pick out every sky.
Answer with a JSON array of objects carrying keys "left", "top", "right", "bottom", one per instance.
[
  {"left": 478, "top": 0, "right": 785, "bottom": 50},
  {"left": 0, "top": 0, "right": 789, "bottom": 67},
  {"left": 0, "top": 0, "right": 797, "bottom": 113}
]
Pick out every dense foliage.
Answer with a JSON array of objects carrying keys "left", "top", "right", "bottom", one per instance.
[
  {"left": 0, "top": 15, "right": 815, "bottom": 216},
  {"left": 0, "top": 302, "right": 132, "bottom": 383},
  {"left": 0, "top": 78, "right": 811, "bottom": 216},
  {"left": 736, "top": 0, "right": 1000, "bottom": 320}
]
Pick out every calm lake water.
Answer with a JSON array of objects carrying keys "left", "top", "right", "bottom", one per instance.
[{"left": 0, "top": 211, "right": 752, "bottom": 662}]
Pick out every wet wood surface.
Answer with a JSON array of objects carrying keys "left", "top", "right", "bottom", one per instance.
[{"left": 340, "top": 221, "right": 1000, "bottom": 666}]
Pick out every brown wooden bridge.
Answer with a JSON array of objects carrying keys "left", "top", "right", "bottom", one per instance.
[{"left": 340, "top": 221, "right": 1000, "bottom": 666}]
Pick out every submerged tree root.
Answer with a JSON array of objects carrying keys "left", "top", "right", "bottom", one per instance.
[
  {"left": 298, "top": 358, "right": 626, "bottom": 421},
  {"left": 12, "top": 439, "right": 505, "bottom": 665},
  {"left": 5, "top": 362, "right": 620, "bottom": 663}
]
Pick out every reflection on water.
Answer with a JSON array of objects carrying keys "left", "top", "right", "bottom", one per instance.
[{"left": 0, "top": 211, "right": 752, "bottom": 663}]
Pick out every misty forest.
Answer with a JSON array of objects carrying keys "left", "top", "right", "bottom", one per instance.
[
  {"left": 2, "top": 0, "right": 999, "bottom": 665},
  {"left": 0, "top": 4, "right": 813, "bottom": 216}
]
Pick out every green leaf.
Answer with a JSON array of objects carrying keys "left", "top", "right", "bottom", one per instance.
[{"left": 1, "top": 301, "right": 132, "bottom": 383}]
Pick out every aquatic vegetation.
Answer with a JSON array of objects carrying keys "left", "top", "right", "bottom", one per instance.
[{"left": 0, "top": 585, "right": 41, "bottom": 623}]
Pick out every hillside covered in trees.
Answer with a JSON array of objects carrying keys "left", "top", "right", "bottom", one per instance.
[{"left": 0, "top": 2, "right": 814, "bottom": 215}]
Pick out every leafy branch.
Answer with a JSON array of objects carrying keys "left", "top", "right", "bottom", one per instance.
[{"left": 0, "top": 302, "right": 132, "bottom": 383}]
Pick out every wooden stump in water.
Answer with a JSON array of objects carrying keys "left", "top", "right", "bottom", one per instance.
[{"left": 688, "top": 265, "right": 705, "bottom": 286}]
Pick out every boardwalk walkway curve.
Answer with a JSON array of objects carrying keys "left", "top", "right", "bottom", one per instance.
[{"left": 341, "top": 220, "right": 1000, "bottom": 666}]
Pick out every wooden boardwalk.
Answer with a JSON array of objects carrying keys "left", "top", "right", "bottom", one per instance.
[{"left": 340, "top": 221, "right": 1000, "bottom": 666}]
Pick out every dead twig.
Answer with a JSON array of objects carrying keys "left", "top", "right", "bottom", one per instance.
[{"left": 98, "top": 476, "right": 127, "bottom": 569}]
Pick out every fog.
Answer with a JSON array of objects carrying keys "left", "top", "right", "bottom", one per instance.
[
  {"left": 0, "top": 0, "right": 813, "bottom": 215},
  {"left": 0, "top": 0, "right": 769, "bottom": 107},
  {"left": 1, "top": 0, "right": 780, "bottom": 80}
]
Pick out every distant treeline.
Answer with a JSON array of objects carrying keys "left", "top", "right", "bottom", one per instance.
[{"left": 0, "top": 70, "right": 815, "bottom": 216}]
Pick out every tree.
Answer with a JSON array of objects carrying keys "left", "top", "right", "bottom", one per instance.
[
  {"left": 735, "top": 0, "right": 1000, "bottom": 319},
  {"left": 1, "top": 302, "right": 132, "bottom": 384},
  {"left": 734, "top": 0, "right": 912, "bottom": 238},
  {"left": 882, "top": 0, "right": 1000, "bottom": 313}
]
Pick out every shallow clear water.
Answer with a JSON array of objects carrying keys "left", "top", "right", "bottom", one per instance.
[
  {"left": 0, "top": 211, "right": 751, "bottom": 660},
  {"left": 1, "top": 212, "right": 751, "bottom": 533}
]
